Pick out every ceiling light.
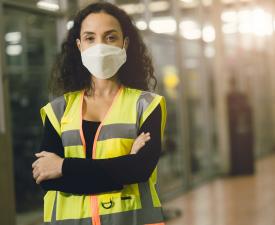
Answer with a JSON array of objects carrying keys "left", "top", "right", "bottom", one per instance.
[
  {"left": 180, "top": 20, "right": 201, "bottom": 40},
  {"left": 136, "top": 20, "right": 147, "bottom": 30},
  {"left": 66, "top": 20, "right": 74, "bottom": 30},
  {"left": 37, "top": 0, "right": 60, "bottom": 12},
  {"left": 6, "top": 45, "right": 23, "bottom": 56},
  {"left": 149, "top": 1, "right": 169, "bottom": 12},
  {"left": 221, "top": 10, "right": 238, "bottom": 23},
  {"left": 149, "top": 17, "right": 176, "bottom": 34},
  {"left": 5, "top": 32, "right": 21, "bottom": 44},
  {"left": 202, "top": 25, "right": 216, "bottom": 42}
]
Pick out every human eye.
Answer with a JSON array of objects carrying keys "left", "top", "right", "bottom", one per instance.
[
  {"left": 85, "top": 36, "right": 95, "bottom": 42},
  {"left": 106, "top": 34, "right": 117, "bottom": 42}
]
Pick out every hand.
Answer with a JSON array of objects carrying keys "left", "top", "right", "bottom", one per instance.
[
  {"left": 32, "top": 151, "right": 64, "bottom": 184},
  {"left": 130, "top": 132, "right": 151, "bottom": 154}
]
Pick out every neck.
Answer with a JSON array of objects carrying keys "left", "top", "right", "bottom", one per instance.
[{"left": 87, "top": 76, "right": 121, "bottom": 98}]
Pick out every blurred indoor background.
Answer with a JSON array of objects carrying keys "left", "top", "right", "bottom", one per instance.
[{"left": 0, "top": 0, "right": 275, "bottom": 225}]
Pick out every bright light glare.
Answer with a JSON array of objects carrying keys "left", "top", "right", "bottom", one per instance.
[
  {"left": 6, "top": 45, "right": 22, "bottom": 56},
  {"left": 180, "top": 0, "right": 199, "bottom": 7},
  {"left": 119, "top": 3, "right": 144, "bottom": 14},
  {"left": 238, "top": 9, "right": 251, "bottom": 23},
  {"left": 221, "top": 10, "right": 238, "bottom": 23},
  {"left": 5, "top": 32, "right": 21, "bottom": 44},
  {"left": 222, "top": 8, "right": 273, "bottom": 36},
  {"left": 66, "top": 20, "right": 74, "bottom": 30},
  {"left": 180, "top": 0, "right": 194, "bottom": 3},
  {"left": 149, "top": 1, "right": 169, "bottom": 12},
  {"left": 149, "top": 17, "right": 176, "bottom": 34},
  {"left": 180, "top": 20, "right": 201, "bottom": 40},
  {"left": 136, "top": 20, "right": 147, "bottom": 30},
  {"left": 251, "top": 9, "right": 273, "bottom": 36},
  {"left": 238, "top": 24, "right": 253, "bottom": 34},
  {"left": 119, "top": 1, "right": 169, "bottom": 15},
  {"left": 37, "top": 0, "right": 60, "bottom": 11},
  {"left": 202, "top": 25, "right": 216, "bottom": 42}
]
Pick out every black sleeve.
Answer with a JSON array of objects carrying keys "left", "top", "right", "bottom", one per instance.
[
  {"left": 62, "top": 104, "right": 162, "bottom": 185},
  {"left": 39, "top": 117, "right": 123, "bottom": 194},
  {"left": 39, "top": 104, "right": 162, "bottom": 193}
]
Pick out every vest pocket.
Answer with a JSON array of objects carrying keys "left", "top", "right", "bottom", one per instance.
[{"left": 99, "top": 194, "right": 140, "bottom": 215}]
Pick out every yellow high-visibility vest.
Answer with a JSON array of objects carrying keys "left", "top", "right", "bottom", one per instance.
[{"left": 40, "top": 85, "right": 167, "bottom": 225}]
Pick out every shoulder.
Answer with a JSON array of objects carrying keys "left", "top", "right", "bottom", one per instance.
[
  {"left": 124, "top": 87, "right": 163, "bottom": 102},
  {"left": 44, "top": 90, "right": 82, "bottom": 107}
]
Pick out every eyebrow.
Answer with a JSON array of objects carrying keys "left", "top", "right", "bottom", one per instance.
[{"left": 81, "top": 29, "right": 119, "bottom": 36}]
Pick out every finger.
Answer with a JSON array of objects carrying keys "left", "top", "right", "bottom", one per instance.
[
  {"left": 33, "top": 171, "right": 39, "bottom": 180},
  {"left": 35, "top": 151, "right": 49, "bottom": 158},
  {"left": 33, "top": 168, "right": 39, "bottom": 180},
  {"left": 36, "top": 175, "right": 42, "bottom": 184},
  {"left": 32, "top": 161, "right": 37, "bottom": 169},
  {"left": 36, "top": 172, "right": 46, "bottom": 184},
  {"left": 32, "top": 158, "right": 41, "bottom": 168},
  {"left": 139, "top": 135, "right": 151, "bottom": 143},
  {"left": 134, "top": 135, "right": 144, "bottom": 143},
  {"left": 136, "top": 142, "right": 145, "bottom": 151},
  {"left": 138, "top": 132, "right": 145, "bottom": 137}
]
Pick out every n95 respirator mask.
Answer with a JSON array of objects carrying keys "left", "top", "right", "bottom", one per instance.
[{"left": 80, "top": 43, "right": 127, "bottom": 79}]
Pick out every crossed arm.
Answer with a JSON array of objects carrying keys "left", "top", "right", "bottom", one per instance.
[{"left": 32, "top": 105, "right": 162, "bottom": 195}]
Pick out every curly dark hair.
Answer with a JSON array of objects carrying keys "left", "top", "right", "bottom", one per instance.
[{"left": 50, "top": 1, "right": 157, "bottom": 96}]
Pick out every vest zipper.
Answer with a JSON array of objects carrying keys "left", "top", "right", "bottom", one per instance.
[{"left": 80, "top": 86, "right": 123, "bottom": 225}]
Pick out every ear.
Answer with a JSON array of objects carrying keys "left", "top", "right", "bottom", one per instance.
[
  {"left": 76, "top": 38, "right": 81, "bottom": 51},
  {"left": 124, "top": 37, "right": 129, "bottom": 50}
]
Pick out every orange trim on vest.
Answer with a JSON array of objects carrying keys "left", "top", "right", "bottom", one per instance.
[{"left": 79, "top": 86, "right": 123, "bottom": 225}]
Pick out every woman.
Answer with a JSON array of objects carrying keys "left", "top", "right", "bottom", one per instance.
[{"left": 32, "top": 2, "right": 166, "bottom": 225}]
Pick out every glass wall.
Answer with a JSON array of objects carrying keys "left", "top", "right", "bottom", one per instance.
[
  {"left": 149, "top": 34, "right": 186, "bottom": 197},
  {"left": 3, "top": 3, "right": 58, "bottom": 213},
  {"left": 221, "top": 1, "right": 274, "bottom": 157},
  {"left": 117, "top": 0, "right": 221, "bottom": 196}
]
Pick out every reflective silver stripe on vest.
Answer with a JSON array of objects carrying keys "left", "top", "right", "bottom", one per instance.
[
  {"left": 44, "top": 217, "right": 93, "bottom": 225},
  {"left": 98, "top": 123, "right": 137, "bottom": 141},
  {"left": 136, "top": 91, "right": 155, "bottom": 129},
  {"left": 51, "top": 192, "right": 57, "bottom": 222},
  {"left": 46, "top": 182, "right": 163, "bottom": 225},
  {"left": 61, "top": 130, "right": 82, "bottom": 147},
  {"left": 50, "top": 95, "right": 66, "bottom": 123},
  {"left": 137, "top": 182, "right": 164, "bottom": 224},
  {"left": 101, "top": 207, "right": 164, "bottom": 225},
  {"left": 45, "top": 207, "right": 164, "bottom": 225}
]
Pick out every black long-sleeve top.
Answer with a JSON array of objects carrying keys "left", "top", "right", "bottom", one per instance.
[{"left": 39, "top": 104, "right": 162, "bottom": 195}]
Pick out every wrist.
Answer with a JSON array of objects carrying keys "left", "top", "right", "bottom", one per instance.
[{"left": 59, "top": 158, "right": 64, "bottom": 176}]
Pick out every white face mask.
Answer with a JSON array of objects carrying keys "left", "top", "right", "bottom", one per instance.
[{"left": 80, "top": 43, "right": 127, "bottom": 79}]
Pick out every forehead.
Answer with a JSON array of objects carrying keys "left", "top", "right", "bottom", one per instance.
[{"left": 80, "top": 12, "right": 123, "bottom": 35}]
